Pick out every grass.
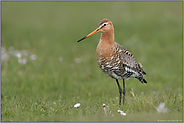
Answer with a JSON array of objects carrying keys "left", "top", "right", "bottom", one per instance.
[{"left": 1, "top": 1, "right": 183, "bottom": 122}]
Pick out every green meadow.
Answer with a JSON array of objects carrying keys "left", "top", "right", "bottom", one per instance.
[{"left": 1, "top": 1, "right": 183, "bottom": 122}]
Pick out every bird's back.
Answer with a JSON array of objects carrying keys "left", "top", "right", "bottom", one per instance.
[{"left": 114, "top": 42, "right": 146, "bottom": 75}]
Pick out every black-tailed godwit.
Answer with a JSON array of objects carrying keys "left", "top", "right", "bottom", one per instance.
[{"left": 77, "top": 18, "right": 147, "bottom": 106}]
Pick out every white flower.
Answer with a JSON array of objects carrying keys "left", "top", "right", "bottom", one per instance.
[
  {"left": 102, "top": 103, "right": 108, "bottom": 115},
  {"left": 117, "top": 109, "right": 126, "bottom": 116},
  {"left": 156, "top": 102, "right": 168, "bottom": 113},
  {"left": 18, "top": 58, "right": 27, "bottom": 64},
  {"left": 16, "top": 52, "right": 22, "bottom": 58},
  {"left": 22, "top": 58, "right": 27, "bottom": 64},
  {"left": 74, "top": 103, "right": 80, "bottom": 108}
]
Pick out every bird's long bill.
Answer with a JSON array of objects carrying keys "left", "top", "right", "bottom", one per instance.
[{"left": 77, "top": 28, "right": 101, "bottom": 42}]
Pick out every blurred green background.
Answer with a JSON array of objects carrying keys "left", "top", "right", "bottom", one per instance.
[{"left": 1, "top": 1, "right": 183, "bottom": 122}]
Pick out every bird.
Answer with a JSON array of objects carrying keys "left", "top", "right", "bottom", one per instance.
[{"left": 77, "top": 18, "right": 147, "bottom": 106}]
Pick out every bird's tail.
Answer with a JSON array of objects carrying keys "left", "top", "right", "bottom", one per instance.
[{"left": 136, "top": 76, "right": 147, "bottom": 84}]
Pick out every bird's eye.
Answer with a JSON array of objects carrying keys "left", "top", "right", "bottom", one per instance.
[{"left": 103, "top": 23, "right": 107, "bottom": 26}]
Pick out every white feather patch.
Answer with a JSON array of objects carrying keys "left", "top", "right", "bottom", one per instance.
[
  {"left": 111, "top": 56, "right": 114, "bottom": 60},
  {"left": 116, "top": 58, "right": 119, "bottom": 61},
  {"left": 125, "top": 67, "right": 139, "bottom": 77},
  {"left": 111, "top": 72, "right": 122, "bottom": 79},
  {"left": 99, "top": 22, "right": 109, "bottom": 29},
  {"left": 106, "top": 65, "right": 112, "bottom": 68},
  {"left": 112, "top": 66, "right": 119, "bottom": 69}
]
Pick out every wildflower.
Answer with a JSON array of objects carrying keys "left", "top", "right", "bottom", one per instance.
[
  {"left": 13, "top": 50, "right": 22, "bottom": 58},
  {"left": 74, "top": 103, "right": 80, "bottom": 108},
  {"left": 156, "top": 102, "right": 168, "bottom": 113},
  {"left": 22, "top": 58, "right": 27, "bottom": 64},
  {"left": 117, "top": 109, "right": 126, "bottom": 116},
  {"left": 102, "top": 103, "right": 108, "bottom": 115},
  {"left": 18, "top": 58, "right": 27, "bottom": 64}
]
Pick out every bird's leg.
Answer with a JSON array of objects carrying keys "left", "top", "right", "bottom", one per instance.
[
  {"left": 116, "top": 79, "right": 122, "bottom": 106},
  {"left": 122, "top": 79, "right": 126, "bottom": 106}
]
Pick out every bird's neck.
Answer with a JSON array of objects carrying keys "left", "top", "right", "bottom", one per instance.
[
  {"left": 96, "top": 29, "right": 115, "bottom": 61},
  {"left": 100, "top": 30, "right": 114, "bottom": 45}
]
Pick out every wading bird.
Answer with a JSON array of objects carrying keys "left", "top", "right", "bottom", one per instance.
[{"left": 77, "top": 19, "right": 147, "bottom": 106}]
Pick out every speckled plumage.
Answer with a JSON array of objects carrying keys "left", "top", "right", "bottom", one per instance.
[
  {"left": 96, "top": 19, "right": 147, "bottom": 84},
  {"left": 77, "top": 18, "right": 147, "bottom": 106},
  {"left": 97, "top": 42, "right": 146, "bottom": 83}
]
